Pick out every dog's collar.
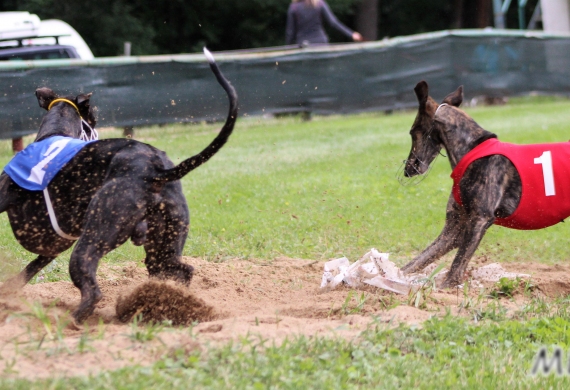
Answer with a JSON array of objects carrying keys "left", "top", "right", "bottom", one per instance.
[
  {"left": 48, "top": 98, "right": 80, "bottom": 115},
  {"left": 47, "top": 98, "right": 98, "bottom": 141},
  {"left": 434, "top": 103, "right": 448, "bottom": 118}
]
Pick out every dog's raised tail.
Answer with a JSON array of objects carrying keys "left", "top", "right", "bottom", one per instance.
[{"left": 154, "top": 48, "right": 238, "bottom": 184}]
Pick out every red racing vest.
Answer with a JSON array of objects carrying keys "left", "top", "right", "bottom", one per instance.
[{"left": 451, "top": 138, "right": 570, "bottom": 230}]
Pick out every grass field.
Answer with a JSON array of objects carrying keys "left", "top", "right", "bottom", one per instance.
[
  {"left": 2, "top": 96, "right": 570, "bottom": 279},
  {"left": 3, "top": 96, "right": 570, "bottom": 387},
  {"left": 7, "top": 310, "right": 570, "bottom": 389}
]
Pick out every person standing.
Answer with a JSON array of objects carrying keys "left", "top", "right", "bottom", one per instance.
[{"left": 286, "top": 0, "right": 364, "bottom": 46}]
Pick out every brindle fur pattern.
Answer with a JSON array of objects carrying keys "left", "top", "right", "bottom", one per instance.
[
  {"left": 0, "top": 59, "right": 237, "bottom": 323},
  {"left": 400, "top": 81, "right": 522, "bottom": 287}
]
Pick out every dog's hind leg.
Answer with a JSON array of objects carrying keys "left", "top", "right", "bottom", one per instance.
[
  {"left": 144, "top": 217, "right": 193, "bottom": 284},
  {"left": 0, "top": 255, "right": 56, "bottom": 292},
  {"left": 69, "top": 245, "right": 104, "bottom": 323},
  {"left": 144, "top": 183, "right": 193, "bottom": 284},
  {"left": 69, "top": 183, "right": 148, "bottom": 323},
  {"left": 401, "top": 194, "right": 465, "bottom": 274}
]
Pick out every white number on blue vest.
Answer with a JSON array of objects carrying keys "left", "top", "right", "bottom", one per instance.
[
  {"left": 27, "top": 138, "right": 72, "bottom": 185},
  {"left": 534, "top": 151, "right": 556, "bottom": 196}
]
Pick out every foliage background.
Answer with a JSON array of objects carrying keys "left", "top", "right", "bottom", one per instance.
[{"left": 0, "top": 0, "right": 540, "bottom": 57}]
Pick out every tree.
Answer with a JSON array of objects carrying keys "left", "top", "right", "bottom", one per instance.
[
  {"left": 377, "top": 0, "right": 455, "bottom": 38},
  {"left": 0, "top": 0, "right": 544, "bottom": 56},
  {"left": 0, "top": 0, "right": 157, "bottom": 56},
  {"left": 476, "top": 0, "right": 492, "bottom": 28},
  {"left": 452, "top": 0, "right": 464, "bottom": 28},
  {"left": 356, "top": 0, "right": 378, "bottom": 41},
  {"left": 0, "top": 0, "right": 364, "bottom": 55}
]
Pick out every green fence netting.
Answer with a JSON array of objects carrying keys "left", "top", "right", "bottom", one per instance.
[{"left": 1, "top": 29, "right": 570, "bottom": 139}]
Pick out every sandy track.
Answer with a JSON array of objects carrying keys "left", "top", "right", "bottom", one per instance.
[{"left": 0, "top": 256, "right": 569, "bottom": 379}]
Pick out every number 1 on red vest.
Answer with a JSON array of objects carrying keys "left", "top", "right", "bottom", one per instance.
[{"left": 534, "top": 151, "right": 556, "bottom": 197}]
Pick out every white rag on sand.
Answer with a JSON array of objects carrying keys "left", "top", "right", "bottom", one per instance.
[{"left": 321, "top": 248, "right": 530, "bottom": 294}]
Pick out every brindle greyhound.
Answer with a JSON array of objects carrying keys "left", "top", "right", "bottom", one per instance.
[
  {"left": 400, "top": 81, "right": 520, "bottom": 288},
  {"left": 0, "top": 49, "right": 237, "bottom": 323}
]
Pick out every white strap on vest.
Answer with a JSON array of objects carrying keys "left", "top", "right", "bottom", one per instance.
[
  {"left": 80, "top": 119, "right": 98, "bottom": 141},
  {"left": 42, "top": 117, "right": 94, "bottom": 241},
  {"left": 39, "top": 118, "right": 95, "bottom": 241},
  {"left": 43, "top": 188, "right": 79, "bottom": 241}
]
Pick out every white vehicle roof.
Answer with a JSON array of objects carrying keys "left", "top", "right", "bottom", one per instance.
[
  {"left": 0, "top": 12, "right": 94, "bottom": 60},
  {"left": 0, "top": 12, "right": 40, "bottom": 39},
  {"left": 36, "top": 20, "right": 94, "bottom": 60}
]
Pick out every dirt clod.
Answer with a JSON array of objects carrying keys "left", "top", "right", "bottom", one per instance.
[{"left": 116, "top": 280, "right": 216, "bottom": 325}]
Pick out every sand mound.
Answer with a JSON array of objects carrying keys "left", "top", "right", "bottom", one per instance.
[{"left": 116, "top": 279, "right": 216, "bottom": 325}]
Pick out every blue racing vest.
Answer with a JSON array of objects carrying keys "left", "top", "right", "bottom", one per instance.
[{"left": 4, "top": 136, "right": 94, "bottom": 191}]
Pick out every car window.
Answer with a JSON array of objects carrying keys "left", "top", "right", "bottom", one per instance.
[{"left": 0, "top": 48, "right": 72, "bottom": 61}]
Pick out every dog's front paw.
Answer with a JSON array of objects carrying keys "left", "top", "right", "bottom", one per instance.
[
  {"left": 67, "top": 318, "right": 84, "bottom": 331},
  {"left": 172, "top": 264, "right": 194, "bottom": 285},
  {"left": 149, "top": 263, "right": 194, "bottom": 285},
  {"left": 400, "top": 261, "right": 420, "bottom": 275},
  {"left": 440, "top": 277, "right": 462, "bottom": 289}
]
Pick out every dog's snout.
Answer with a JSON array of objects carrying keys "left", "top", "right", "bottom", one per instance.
[{"left": 403, "top": 158, "right": 420, "bottom": 177}]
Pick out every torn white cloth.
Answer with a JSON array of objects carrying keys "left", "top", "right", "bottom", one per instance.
[
  {"left": 321, "top": 249, "right": 531, "bottom": 294},
  {"left": 320, "top": 249, "right": 428, "bottom": 295}
]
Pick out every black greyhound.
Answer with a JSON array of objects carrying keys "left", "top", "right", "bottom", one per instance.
[
  {"left": 0, "top": 50, "right": 237, "bottom": 323},
  {"left": 399, "top": 81, "right": 526, "bottom": 287}
]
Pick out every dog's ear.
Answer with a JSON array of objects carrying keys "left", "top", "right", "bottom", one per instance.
[
  {"left": 36, "top": 87, "right": 58, "bottom": 110},
  {"left": 414, "top": 81, "right": 429, "bottom": 105},
  {"left": 76, "top": 92, "right": 93, "bottom": 108},
  {"left": 77, "top": 92, "right": 97, "bottom": 128},
  {"left": 442, "top": 85, "right": 463, "bottom": 107}
]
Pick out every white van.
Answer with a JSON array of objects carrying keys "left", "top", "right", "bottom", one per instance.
[{"left": 0, "top": 11, "right": 94, "bottom": 60}]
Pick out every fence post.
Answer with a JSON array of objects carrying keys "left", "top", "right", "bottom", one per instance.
[
  {"left": 122, "top": 41, "right": 134, "bottom": 138},
  {"left": 12, "top": 137, "right": 23, "bottom": 154}
]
